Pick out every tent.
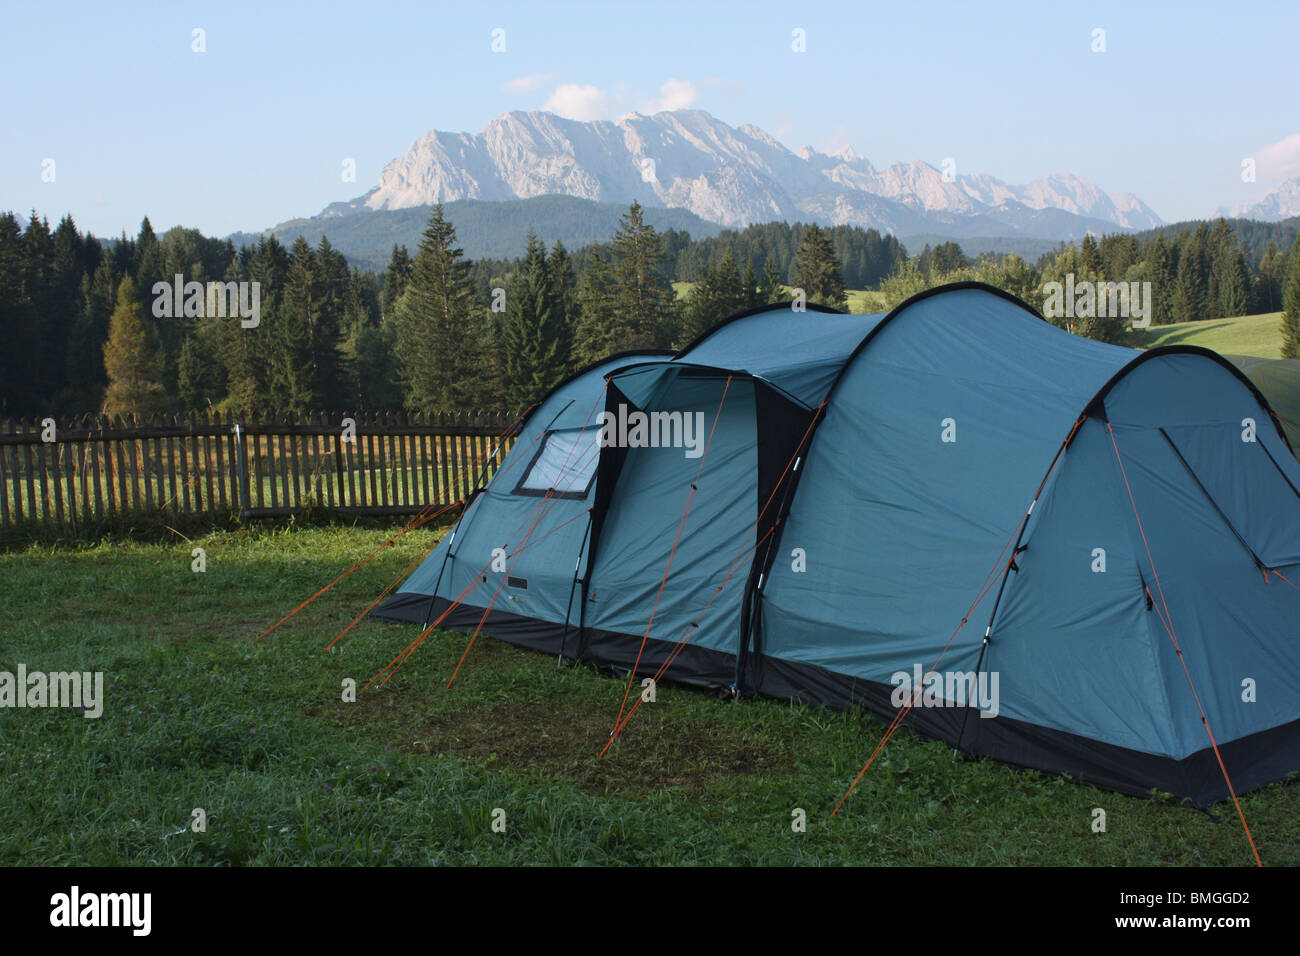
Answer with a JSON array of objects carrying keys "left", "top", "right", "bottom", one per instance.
[{"left": 372, "top": 282, "right": 1300, "bottom": 806}]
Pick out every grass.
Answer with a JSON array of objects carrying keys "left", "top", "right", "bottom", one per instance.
[
  {"left": 1, "top": 523, "right": 1294, "bottom": 865},
  {"left": 1132, "top": 312, "right": 1284, "bottom": 358}
]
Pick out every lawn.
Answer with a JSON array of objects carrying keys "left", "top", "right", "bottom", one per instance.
[
  {"left": 1, "top": 523, "right": 1294, "bottom": 865},
  {"left": 1132, "top": 312, "right": 1285, "bottom": 358}
]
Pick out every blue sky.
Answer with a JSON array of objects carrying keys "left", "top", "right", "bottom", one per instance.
[{"left": 4, "top": 0, "right": 1297, "bottom": 238}]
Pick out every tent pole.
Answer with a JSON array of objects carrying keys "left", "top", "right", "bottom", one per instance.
[
  {"left": 557, "top": 513, "right": 592, "bottom": 665},
  {"left": 954, "top": 416, "right": 1084, "bottom": 754}
]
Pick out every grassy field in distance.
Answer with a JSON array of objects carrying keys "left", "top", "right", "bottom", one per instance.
[{"left": 1132, "top": 312, "right": 1283, "bottom": 358}]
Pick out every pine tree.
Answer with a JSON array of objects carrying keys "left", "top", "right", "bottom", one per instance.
[
  {"left": 572, "top": 247, "right": 621, "bottom": 366},
  {"left": 21, "top": 215, "right": 60, "bottom": 403},
  {"left": 1171, "top": 237, "right": 1207, "bottom": 323},
  {"left": 930, "top": 241, "right": 968, "bottom": 277},
  {"left": 0, "top": 213, "right": 35, "bottom": 415},
  {"left": 611, "top": 202, "right": 680, "bottom": 348},
  {"left": 219, "top": 237, "right": 286, "bottom": 415},
  {"left": 1213, "top": 246, "right": 1250, "bottom": 319},
  {"left": 102, "top": 277, "right": 166, "bottom": 417},
  {"left": 1080, "top": 234, "right": 1102, "bottom": 276},
  {"left": 1255, "top": 242, "right": 1283, "bottom": 314},
  {"left": 176, "top": 336, "right": 217, "bottom": 410},
  {"left": 382, "top": 245, "right": 413, "bottom": 320},
  {"left": 740, "top": 261, "right": 761, "bottom": 309},
  {"left": 792, "top": 224, "right": 848, "bottom": 310},
  {"left": 266, "top": 237, "right": 319, "bottom": 411},
  {"left": 392, "top": 205, "right": 491, "bottom": 413},
  {"left": 756, "top": 259, "right": 787, "bottom": 304},
  {"left": 64, "top": 258, "right": 116, "bottom": 412},
  {"left": 48, "top": 216, "right": 86, "bottom": 405},
  {"left": 312, "top": 237, "right": 350, "bottom": 407},
  {"left": 683, "top": 250, "right": 746, "bottom": 342},
  {"left": 501, "top": 233, "right": 570, "bottom": 411},
  {"left": 547, "top": 240, "right": 577, "bottom": 371},
  {"left": 1281, "top": 237, "right": 1300, "bottom": 360},
  {"left": 1146, "top": 235, "right": 1173, "bottom": 326}
]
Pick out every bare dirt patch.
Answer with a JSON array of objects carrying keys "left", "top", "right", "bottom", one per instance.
[{"left": 336, "top": 686, "right": 789, "bottom": 796}]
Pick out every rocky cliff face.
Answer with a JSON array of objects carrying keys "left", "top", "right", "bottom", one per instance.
[{"left": 335, "top": 109, "right": 1163, "bottom": 237}]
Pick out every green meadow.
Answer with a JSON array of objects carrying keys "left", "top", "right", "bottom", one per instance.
[{"left": 1, "top": 524, "right": 1293, "bottom": 865}]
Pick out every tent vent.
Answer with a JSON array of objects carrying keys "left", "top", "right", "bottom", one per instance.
[{"left": 507, "top": 576, "right": 528, "bottom": 590}]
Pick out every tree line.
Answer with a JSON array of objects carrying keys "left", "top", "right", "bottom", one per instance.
[
  {"left": 886, "top": 224, "right": 1300, "bottom": 348},
  {"left": 0, "top": 203, "right": 853, "bottom": 418},
  {"left": 3, "top": 203, "right": 1299, "bottom": 419}
]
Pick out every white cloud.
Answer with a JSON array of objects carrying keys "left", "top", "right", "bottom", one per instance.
[
  {"left": 643, "top": 78, "right": 698, "bottom": 113},
  {"left": 1252, "top": 133, "right": 1300, "bottom": 181},
  {"left": 542, "top": 83, "right": 619, "bottom": 121},
  {"left": 501, "top": 72, "right": 561, "bottom": 94}
]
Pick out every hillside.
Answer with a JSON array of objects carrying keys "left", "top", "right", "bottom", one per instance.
[{"left": 229, "top": 195, "right": 727, "bottom": 269}]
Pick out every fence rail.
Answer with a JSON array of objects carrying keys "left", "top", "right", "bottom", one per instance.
[{"left": 0, "top": 410, "right": 517, "bottom": 535}]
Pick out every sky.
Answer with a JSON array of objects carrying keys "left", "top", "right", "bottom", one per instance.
[{"left": 4, "top": 0, "right": 1298, "bottom": 238}]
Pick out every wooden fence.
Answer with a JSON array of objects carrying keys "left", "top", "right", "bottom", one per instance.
[{"left": 0, "top": 411, "right": 517, "bottom": 535}]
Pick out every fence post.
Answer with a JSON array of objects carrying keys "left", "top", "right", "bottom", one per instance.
[{"left": 233, "top": 421, "right": 251, "bottom": 519}]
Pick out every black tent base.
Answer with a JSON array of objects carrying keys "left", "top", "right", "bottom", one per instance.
[{"left": 370, "top": 593, "right": 1300, "bottom": 808}]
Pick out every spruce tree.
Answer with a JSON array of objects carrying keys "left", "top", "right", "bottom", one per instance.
[
  {"left": 1146, "top": 235, "right": 1173, "bottom": 326},
  {"left": 792, "top": 224, "right": 848, "bottom": 310},
  {"left": 312, "top": 237, "right": 350, "bottom": 407},
  {"left": 267, "top": 237, "right": 319, "bottom": 411},
  {"left": 22, "top": 215, "right": 60, "bottom": 403},
  {"left": 392, "top": 205, "right": 490, "bottom": 413},
  {"left": 382, "top": 245, "right": 413, "bottom": 320},
  {"left": 1213, "top": 246, "right": 1250, "bottom": 319},
  {"left": 741, "top": 261, "right": 761, "bottom": 309},
  {"left": 756, "top": 259, "right": 787, "bottom": 304},
  {"left": 501, "top": 233, "right": 570, "bottom": 411},
  {"left": 0, "top": 213, "right": 34, "bottom": 414},
  {"left": 930, "top": 241, "right": 968, "bottom": 277},
  {"left": 547, "top": 240, "right": 577, "bottom": 371},
  {"left": 611, "top": 202, "right": 680, "bottom": 348},
  {"left": 64, "top": 258, "right": 116, "bottom": 412},
  {"left": 219, "top": 237, "right": 286, "bottom": 415},
  {"left": 572, "top": 247, "right": 621, "bottom": 366},
  {"left": 1080, "top": 234, "right": 1102, "bottom": 276},
  {"left": 102, "top": 276, "right": 166, "bottom": 417},
  {"left": 683, "top": 250, "right": 746, "bottom": 342},
  {"left": 1255, "top": 242, "right": 1282, "bottom": 314},
  {"left": 1281, "top": 237, "right": 1300, "bottom": 360}
]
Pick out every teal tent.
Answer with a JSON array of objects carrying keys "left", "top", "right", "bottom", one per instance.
[{"left": 374, "top": 283, "right": 1300, "bottom": 805}]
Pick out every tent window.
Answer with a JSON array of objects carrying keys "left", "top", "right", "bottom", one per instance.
[{"left": 513, "top": 428, "right": 600, "bottom": 499}]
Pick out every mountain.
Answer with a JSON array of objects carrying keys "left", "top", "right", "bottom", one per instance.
[
  {"left": 1215, "top": 178, "right": 1300, "bottom": 222},
  {"left": 342, "top": 110, "right": 1162, "bottom": 233},
  {"left": 237, "top": 109, "right": 1165, "bottom": 265}
]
